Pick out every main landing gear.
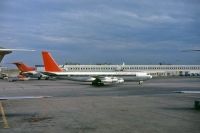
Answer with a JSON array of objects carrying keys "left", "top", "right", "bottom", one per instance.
[
  {"left": 92, "top": 78, "right": 104, "bottom": 86},
  {"left": 138, "top": 81, "right": 143, "bottom": 85}
]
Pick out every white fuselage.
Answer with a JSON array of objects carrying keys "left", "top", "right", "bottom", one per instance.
[{"left": 44, "top": 71, "right": 152, "bottom": 82}]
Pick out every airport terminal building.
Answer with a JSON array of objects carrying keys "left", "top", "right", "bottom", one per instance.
[{"left": 59, "top": 65, "right": 200, "bottom": 77}]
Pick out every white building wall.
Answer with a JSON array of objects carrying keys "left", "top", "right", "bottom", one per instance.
[{"left": 61, "top": 65, "right": 200, "bottom": 77}]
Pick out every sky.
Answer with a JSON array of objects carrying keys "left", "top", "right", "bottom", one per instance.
[{"left": 0, "top": 0, "right": 200, "bottom": 67}]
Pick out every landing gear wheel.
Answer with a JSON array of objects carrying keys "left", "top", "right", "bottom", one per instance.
[
  {"left": 138, "top": 81, "right": 143, "bottom": 85},
  {"left": 92, "top": 78, "right": 104, "bottom": 86},
  {"left": 38, "top": 75, "right": 42, "bottom": 80}
]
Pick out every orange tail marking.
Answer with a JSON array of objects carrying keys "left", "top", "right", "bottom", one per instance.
[
  {"left": 13, "top": 62, "right": 35, "bottom": 72},
  {"left": 42, "top": 51, "right": 63, "bottom": 72}
]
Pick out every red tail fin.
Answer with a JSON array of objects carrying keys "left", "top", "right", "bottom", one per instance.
[
  {"left": 42, "top": 51, "right": 63, "bottom": 72},
  {"left": 13, "top": 62, "right": 35, "bottom": 72}
]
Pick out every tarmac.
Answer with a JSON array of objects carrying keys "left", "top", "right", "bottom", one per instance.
[{"left": 0, "top": 77, "right": 200, "bottom": 133}]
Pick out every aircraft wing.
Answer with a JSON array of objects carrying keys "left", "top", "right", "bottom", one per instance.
[
  {"left": 41, "top": 71, "right": 58, "bottom": 77},
  {"left": 21, "top": 71, "right": 38, "bottom": 76},
  {"left": 0, "top": 51, "right": 12, "bottom": 63},
  {"left": 0, "top": 48, "right": 35, "bottom": 52},
  {"left": 0, "top": 47, "right": 35, "bottom": 63},
  {"left": 0, "top": 96, "right": 51, "bottom": 100}
]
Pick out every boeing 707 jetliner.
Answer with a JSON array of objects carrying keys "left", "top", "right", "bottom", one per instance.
[{"left": 41, "top": 51, "right": 152, "bottom": 86}]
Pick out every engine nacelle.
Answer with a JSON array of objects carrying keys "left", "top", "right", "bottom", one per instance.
[
  {"left": 117, "top": 78, "right": 124, "bottom": 83},
  {"left": 101, "top": 77, "right": 124, "bottom": 84}
]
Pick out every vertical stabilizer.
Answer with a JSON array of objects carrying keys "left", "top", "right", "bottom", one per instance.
[
  {"left": 13, "top": 62, "right": 35, "bottom": 72},
  {"left": 42, "top": 51, "right": 62, "bottom": 72}
]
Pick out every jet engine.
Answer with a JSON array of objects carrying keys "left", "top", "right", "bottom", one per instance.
[
  {"left": 101, "top": 77, "right": 124, "bottom": 84},
  {"left": 92, "top": 77, "right": 124, "bottom": 86}
]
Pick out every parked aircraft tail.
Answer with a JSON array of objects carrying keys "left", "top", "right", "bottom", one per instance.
[
  {"left": 42, "top": 51, "right": 63, "bottom": 72},
  {"left": 12, "top": 62, "right": 35, "bottom": 72}
]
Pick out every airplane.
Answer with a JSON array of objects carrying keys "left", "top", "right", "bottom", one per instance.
[
  {"left": 41, "top": 51, "right": 152, "bottom": 86},
  {"left": 12, "top": 62, "right": 49, "bottom": 80}
]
